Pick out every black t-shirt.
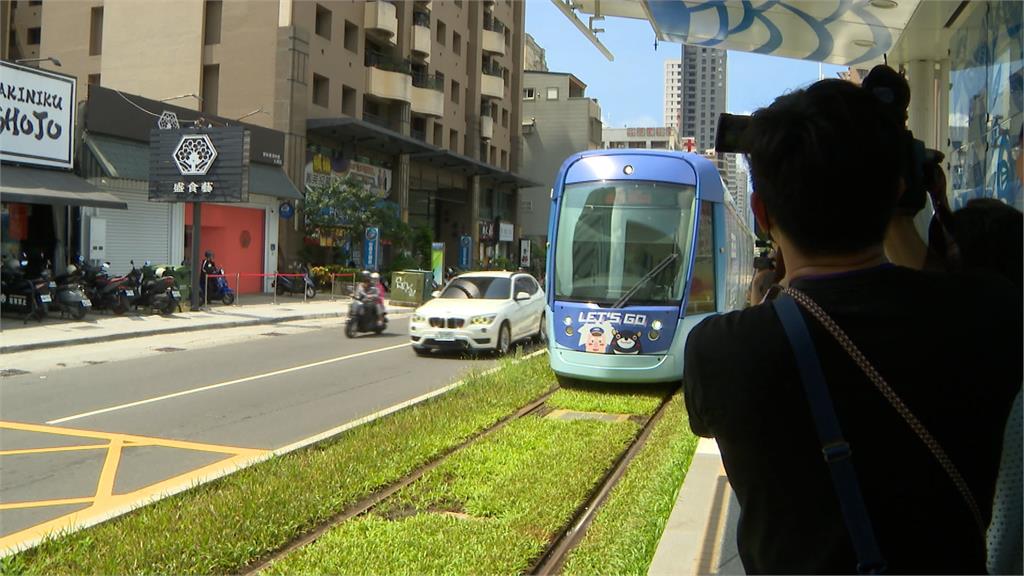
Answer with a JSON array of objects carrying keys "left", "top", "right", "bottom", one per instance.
[{"left": 683, "top": 265, "right": 1021, "bottom": 574}]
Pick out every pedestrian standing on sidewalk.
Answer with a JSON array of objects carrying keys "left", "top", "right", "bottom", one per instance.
[{"left": 682, "top": 76, "right": 1021, "bottom": 573}]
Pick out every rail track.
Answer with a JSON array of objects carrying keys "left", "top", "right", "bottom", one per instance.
[{"left": 241, "top": 380, "right": 678, "bottom": 576}]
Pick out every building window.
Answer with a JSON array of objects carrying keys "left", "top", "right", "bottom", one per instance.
[
  {"left": 501, "top": 149, "right": 508, "bottom": 170},
  {"left": 88, "top": 74, "right": 101, "bottom": 86},
  {"left": 546, "top": 87, "right": 558, "bottom": 100},
  {"left": 315, "top": 4, "right": 332, "bottom": 40},
  {"left": 489, "top": 145, "right": 497, "bottom": 165},
  {"left": 434, "top": 123, "right": 444, "bottom": 147},
  {"left": 202, "top": 64, "right": 219, "bottom": 115},
  {"left": 451, "top": 80, "right": 460, "bottom": 104},
  {"left": 89, "top": 7, "right": 104, "bottom": 55},
  {"left": 341, "top": 84, "right": 356, "bottom": 116},
  {"left": 449, "top": 129, "right": 458, "bottom": 153},
  {"left": 436, "top": 20, "right": 446, "bottom": 46},
  {"left": 312, "top": 73, "right": 329, "bottom": 108},
  {"left": 452, "top": 31, "right": 461, "bottom": 56},
  {"left": 501, "top": 108, "right": 508, "bottom": 128},
  {"left": 343, "top": 20, "right": 358, "bottom": 53},
  {"left": 203, "top": 0, "right": 221, "bottom": 45},
  {"left": 523, "top": 87, "right": 535, "bottom": 100},
  {"left": 27, "top": 27, "right": 40, "bottom": 45}
]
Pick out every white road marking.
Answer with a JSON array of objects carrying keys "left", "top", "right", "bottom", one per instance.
[{"left": 46, "top": 343, "right": 411, "bottom": 425}]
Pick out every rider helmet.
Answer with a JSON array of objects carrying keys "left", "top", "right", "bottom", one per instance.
[
  {"left": 360, "top": 270, "right": 371, "bottom": 282},
  {"left": 205, "top": 250, "right": 214, "bottom": 259},
  {"left": 370, "top": 272, "right": 380, "bottom": 281},
  {"left": 66, "top": 264, "right": 78, "bottom": 275}
]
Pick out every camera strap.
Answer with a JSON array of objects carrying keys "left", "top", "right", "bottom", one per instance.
[{"left": 773, "top": 292, "right": 887, "bottom": 574}]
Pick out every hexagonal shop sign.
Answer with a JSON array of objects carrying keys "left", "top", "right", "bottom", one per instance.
[
  {"left": 172, "top": 134, "right": 218, "bottom": 176},
  {"left": 157, "top": 110, "right": 180, "bottom": 130}
]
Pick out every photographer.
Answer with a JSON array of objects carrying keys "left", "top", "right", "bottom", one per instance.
[{"left": 682, "top": 76, "right": 1021, "bottom": 573}]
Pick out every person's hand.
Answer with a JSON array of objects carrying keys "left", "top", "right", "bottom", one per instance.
[{"left": 749, "top": 249, "right": 786, "bottom": 305}]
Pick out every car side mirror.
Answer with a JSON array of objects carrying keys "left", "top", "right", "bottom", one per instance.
[
  {"left": 515, "top": 291, "right": 530, "bottom": 301},
  {"left": 431, "top": 290, "right": 441, "bottom": 298}
]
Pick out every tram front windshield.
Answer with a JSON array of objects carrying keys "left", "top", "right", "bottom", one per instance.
[{"left": 554, "top": 181, "right": 696, "bottom": 307}]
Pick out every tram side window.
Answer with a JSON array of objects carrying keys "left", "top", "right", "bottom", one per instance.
[{"left": 686, "top": 201, "right": 716, "bottom": 314}]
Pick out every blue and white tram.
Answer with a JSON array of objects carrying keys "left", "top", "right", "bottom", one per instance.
[{"left": 545, "top": 150, "right": 754, "bottom": 384}]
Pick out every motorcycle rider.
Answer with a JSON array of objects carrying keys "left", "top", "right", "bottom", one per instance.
[
  {"left": 200, "top": 250, "right": 218, "bottom": 300},
  {"left": 355, "top": 270, "right": 383, "bottom": 327}
]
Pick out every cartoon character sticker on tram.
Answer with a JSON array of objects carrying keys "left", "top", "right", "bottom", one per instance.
[
  {"left": 610, "top": 330, "right": 642, "bottom": 355},
  {"left": 580, "top": 323, "right": 613, "bottom": 353}
]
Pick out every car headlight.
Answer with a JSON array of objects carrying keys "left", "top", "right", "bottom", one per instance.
[
  {"left": 412, "top": 314, "right": 425, "bottom": 323},
  {"left": 470, "top": 314, "right": 497, "bottom": 325}
]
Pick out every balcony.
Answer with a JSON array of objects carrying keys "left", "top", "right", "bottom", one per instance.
[
  {"left": 364, "top": 0, "right": 398, "bottom": 43},
  {"left": 480, "top": 115, "right": 494, "bottom": 140},
  {"left": 482, "top": 18, "right": 505, "bottom": 55},
  {"left": 481, "top": 63, "right": 504, "bottom": 100},
  {"left": 365, "top": 52, "right": 412, "bottom": 103},
  {"left": 411, "top": 73, "right": 444, "bottom": 117},
  {"left": 412, "top": 12, "right": 431, "bottom": 59}
]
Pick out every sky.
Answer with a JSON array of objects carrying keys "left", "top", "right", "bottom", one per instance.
[{"left": 524, "top": 0, "right": 848, "bottom": 128}]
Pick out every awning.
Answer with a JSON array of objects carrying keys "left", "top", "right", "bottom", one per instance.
[
  {"left": 410, "top": 150, "right": 543, "bottom": 188},
  {"left": 85, "top": 132, "right": 302, "bottom": 200},
  {"left": 251, "top": 164, "right": 303, "bottom": 200},
  {"left": 0, "top": 164, "right": 128, "bottom": 209},
  {"left": 307, "top": 117, "right": 438, "bottom": 156}
]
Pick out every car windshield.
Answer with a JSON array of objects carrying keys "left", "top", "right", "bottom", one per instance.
[
  {"left": 555, "top": 180, "right": 696, "bottom": 306},
  {"left": 440, "top": 277, "right": 511, "bottom": 300}
]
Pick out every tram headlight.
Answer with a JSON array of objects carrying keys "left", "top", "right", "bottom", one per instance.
[
  {"left": 563, "top": 316, "right": 573, "bottom": 327},
  {"left": 565, "top": 326, "right": 574, "bottom": 337},
  {"left": 651, "top": 320, "right": 663, "bottom": 331},
  {"left": 648, "top": 330, "right": 661, "bottom": 341}
]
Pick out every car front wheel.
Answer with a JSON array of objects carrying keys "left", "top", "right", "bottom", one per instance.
[{"left": 496, "top": 322, "right": 511, "bottom": 355}]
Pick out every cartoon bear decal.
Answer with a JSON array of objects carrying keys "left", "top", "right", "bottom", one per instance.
[{"left": 611, "top": 330, "right": 642, "bottom": 355}]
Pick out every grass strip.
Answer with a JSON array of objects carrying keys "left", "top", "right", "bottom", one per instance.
[
  {"left": 546, "top": 381, "right": 672, "bottom": 416},
  {"left": 8, "top": 353, "right": 554, "bottom": 576},
  {"left": 267, "top": 416, "right": 639, "bottom": 575},
  {"left": 561, "top": 393, "right": 699, "bottom": 575}
]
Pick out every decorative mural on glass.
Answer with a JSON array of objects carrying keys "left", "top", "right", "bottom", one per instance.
[{"left": 949, "top": 1, "right": 1023, "bottom": 211}]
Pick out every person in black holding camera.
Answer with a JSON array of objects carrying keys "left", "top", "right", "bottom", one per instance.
[{"left": 683, "top": 72, "right": 1021, "bottom": 573}]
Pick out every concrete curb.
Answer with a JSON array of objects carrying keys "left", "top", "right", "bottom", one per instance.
[{"left": 1, "top": 306, "right": 414, "bottom": 354}]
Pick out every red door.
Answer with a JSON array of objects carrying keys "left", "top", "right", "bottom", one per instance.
[{"left": 186, "top": 205, "right": 265, "bottom": 294}]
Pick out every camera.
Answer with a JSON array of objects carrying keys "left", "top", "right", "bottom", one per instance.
[
  {"left": 714, "top": 65, "right": 943, "bottom": 214},
  {"left": 753, "top": 239, "right": 775, "bottom": 271}
]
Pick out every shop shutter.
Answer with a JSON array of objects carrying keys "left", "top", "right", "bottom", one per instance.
[{"left": 93, "top": 185, "right": 173, "bottom": 275}]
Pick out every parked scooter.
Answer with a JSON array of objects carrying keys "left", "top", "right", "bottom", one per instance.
[
  {"left": 201, "top": 266, "right": 236, "bottom": 305},
  {"left": 0, "top": 254, "right": 52, "bottom": 323},
  {"left": 345, "top": 298, "right": 387, "bottom": 337},
  {"left": 51, "top": 262, "right": 92, "bottom": 320},
  {"left": 78, "top": 258, "right": 133, "bottom": 315},
  {"left": 128, "top": 261, "right": 180, "bottom": 315},
  {"left": 272, "top": 263, "right": 316, "bottom": 299}
]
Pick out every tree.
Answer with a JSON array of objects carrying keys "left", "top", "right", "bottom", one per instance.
[{"left": 304, "top": 175, "right": 413, "bottom": 267}]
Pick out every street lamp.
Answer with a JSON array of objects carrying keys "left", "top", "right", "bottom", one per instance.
[{"left": 15, "top": 56, "right": 61, "bottom": 67}]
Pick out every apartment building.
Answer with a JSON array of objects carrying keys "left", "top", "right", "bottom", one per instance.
[
  {"left": 678, "top": 44, "right": 725, "bottom": 153},
  {"left": 603, "top": 126, "right": 680, "bottom": 150},
  {"left": 663, "top": 58, "right": 681, "bottom": 129},
  {"left": 519, "top": 70, "right": 602, "bottom": 244},
  {"left": 4, "top": 0, "right": 529, "bottom": 270}
]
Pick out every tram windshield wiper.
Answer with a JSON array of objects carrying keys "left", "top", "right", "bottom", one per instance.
[{"left": 611, "top": 252, "right": 678, "bottom": 309}]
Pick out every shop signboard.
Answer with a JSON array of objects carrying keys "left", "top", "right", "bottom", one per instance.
[
  {"left": 499, "top": 222, "right": 515, "bottom": 242},
  {"left": 0, "top": 61, "right": 77, "bottom": 170},
  {"left": 364, "top": 227, "right": 380, "bottom": 271},
  {"left": 279, "top": 201, "right": 295, "bottom": 220},
  {"left": 458, "top": 235, "right": 472, "bottom": 269},
  {"left": 520, "top": 239, "right": 531, "bottom": 268},
  {"left": 149, "top": 127, "right": 250, "bottom": 203},
  {"left": 304, "top": 146, "right": 392, "bottom": 198},
  {"left": 431, "top": 242, "right": 445, "bottom": 286}
]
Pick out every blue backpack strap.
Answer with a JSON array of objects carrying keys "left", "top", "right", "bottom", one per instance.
[{"left": 773, "top": 293, "right": 887, "bottom": 574}]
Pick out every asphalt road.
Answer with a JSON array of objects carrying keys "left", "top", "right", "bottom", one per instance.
[{"left": 0, "top": 316, "right": 525, "bottom": 547}]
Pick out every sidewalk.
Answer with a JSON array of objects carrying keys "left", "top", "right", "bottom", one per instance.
[
  {"left": 649, "top": 437, "right": 744, "bottom": 576},
  {"left": 0, "top": 295, "right": 411, "bottom": 354}
]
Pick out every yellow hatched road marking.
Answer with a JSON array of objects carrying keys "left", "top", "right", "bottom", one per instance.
[{"left": 0, "top": 420, "right": 268, "bottom": 554}]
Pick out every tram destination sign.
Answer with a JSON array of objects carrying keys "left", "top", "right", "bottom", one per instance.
[
  {"left": 149, "top": 127, "right": 250, "bottom": 203},
  {"left": 0, "top": 61, "right": 77, "bottom": 169}
]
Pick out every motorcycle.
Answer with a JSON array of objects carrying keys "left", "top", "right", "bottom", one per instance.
[
  {"left": 272, "top": 263, "right": 316, "bottom": 299},
  {"left": 201, "top": 266, "right": 236, "bottom": 305},
  {"left": 78, "top": 259, "right": 134, "bottom": 315},
  {"left": 128, "top": 261, "right": 180, "bottom": 315},
  {"left": 0, "top": 255, "right": 52, "bottom": 323},
  {"left": 50, "top": 263, "right": 92, "bottom": 320},
  {"left": 345, "top": 297, "right": 387, "bottom": 337}
]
